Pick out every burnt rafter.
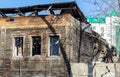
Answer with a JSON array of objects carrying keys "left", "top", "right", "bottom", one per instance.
[
  {"left": 0, "top": 1, "right": 88, "bottom": 23},
  {"left": 47, "top": 5, "right": 55, "bottom": 14},
  {"left": 0, "top": 11, "right": 6, "bottom": 17},
  {"left": 49, "top": 9, "right": 55, "bottom": 14},
  {"left": 15, "top": 8, "right": 25, "bottom": 16},
  {"left": 27, "top": 10, "right": 38, "bottom": 16}
]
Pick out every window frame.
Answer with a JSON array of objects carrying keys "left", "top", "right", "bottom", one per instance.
[
  {"left": 30, "top": 35, "right": 41, "bottom": 57},
  {"left": 13, "top": 36, "right": 24, "bottom": 57},
  {"left": 48, "top": 34, "right": 60, "bottom": 57}
]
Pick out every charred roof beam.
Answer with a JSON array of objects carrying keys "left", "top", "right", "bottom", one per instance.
[
  {"left": 47, "top": 5, "right": 54, "bottom": 14},
  {"left": 0, "top": 11, "right": 7, "bottom": 17},
  {"left": 27, "top": 10, "right": 38, "bottom": 16},
  {"left": 0, "top": 1, "right": 88, "bottom": 23},
  {"left": 60, "top": 5, "right": 75, "bottom": 15},
  {"left": 49, "top": 9, "right": 54, "bottom": 14},
  {"left": 34, "top": 7, "right": 76, "bottom": 10},
  {"left": 16, "top": 8, "right": 25, "bottom": 16}
]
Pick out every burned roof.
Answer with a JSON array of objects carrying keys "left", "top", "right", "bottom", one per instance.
[{"left": 0, "top": 1, "right": 88, "bottom": 23}]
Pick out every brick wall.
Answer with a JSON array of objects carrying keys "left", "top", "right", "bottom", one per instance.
[{"left": 0, "top": 14, "right": 113, "bottom": 77}]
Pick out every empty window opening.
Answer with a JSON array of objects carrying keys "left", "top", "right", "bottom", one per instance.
[
  {"left": 14, "top": 37, "right": 23, "bottom": 56},
  {"left": 50, "top": 36, "right": 59, "bottom": 56},
  {"left": 32, "top": 36, "right": 41, "bottom": 56}
]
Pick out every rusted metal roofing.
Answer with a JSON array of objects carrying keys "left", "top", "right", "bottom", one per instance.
[{"left": 0, "top": 1, "right": 88, "bottom": 23}]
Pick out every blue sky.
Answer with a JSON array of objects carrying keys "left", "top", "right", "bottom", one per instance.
[
  {"left": 0, "top": 0, "right": 73, "bottom": 7},
  {"left": 0, "top": 0, "right": 119, "bottom": 16}
]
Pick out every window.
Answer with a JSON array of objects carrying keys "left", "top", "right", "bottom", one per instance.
[
  {"left": 32, "top": 36, "right": 41, "bottom": 56},
  {"left": 49, "top": 36, "right": 59, "bottom": 56},
  {"left": 13, "top": 37, "right": 23, "bottom": 56}
]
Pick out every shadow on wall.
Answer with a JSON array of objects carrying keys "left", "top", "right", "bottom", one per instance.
[{"left": 41, "top": 16, "right": 73, "bottom": 77}]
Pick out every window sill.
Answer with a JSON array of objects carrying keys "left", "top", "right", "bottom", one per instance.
[
  {"left": 47, "top": 55, "right": 60, "bottom": 59},
  {"left": 12, "top": 56, "right": 23, "bottom": 60},
  {"left": 29, "top": 55, "right": 41, "bottom": 60},
  {"left": 32, "top": 55, "right": 41, "bottom": 57},
  {"left": 49, "top": 55, "right": 59, "bottom": 57}
]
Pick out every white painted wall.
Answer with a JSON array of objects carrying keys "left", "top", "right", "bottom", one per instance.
[
  {"left": 71, "top": 63, "right": 120, "bottom": 77},
  {"left": 91, "top": 16, "right": 120, "bottom": 47}
]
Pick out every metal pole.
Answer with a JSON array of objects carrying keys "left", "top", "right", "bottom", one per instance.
[
  {"left": 114, "top": 64, "right": 118, "bottom": 77},
  {"left": 77, "top": 24, "right": 82, "bottom": 63}
]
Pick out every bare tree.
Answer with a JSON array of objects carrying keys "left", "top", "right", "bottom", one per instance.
[{"left": 80, "top": 0, "right": 119, "bottom": 16}]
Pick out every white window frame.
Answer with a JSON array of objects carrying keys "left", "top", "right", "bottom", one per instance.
[
  {"left": 13, "top": 36, "right": 24, "bottom": 57},
  {"left": 48, "top": 34, "right": 60, "bottom": 57}
]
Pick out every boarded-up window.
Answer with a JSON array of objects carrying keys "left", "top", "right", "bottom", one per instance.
[
  {"left": 14, "top": 37, "right": 23, "bottom": 56},
  {"left": 32, "top": 36, "right": 41, "bottom": 56},
  {"left": 50, "top": 36, "right": 59, "bottom": 56}
]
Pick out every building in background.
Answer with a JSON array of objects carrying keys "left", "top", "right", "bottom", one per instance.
[{"left": 87, "top": 10, "right": 120, "bottom": 54}]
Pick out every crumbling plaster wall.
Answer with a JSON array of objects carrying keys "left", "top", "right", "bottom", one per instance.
[
  {"left": 0, "top": 13, "right": 117, "bottom": 77},
  {"left": 0, "top": 14, "right": 73, "bottom": 77},
  {"left": 66, "top": 16, "right": 110, "bottom": 63},
  {"left": 0, "top": 13, "right": 89, "bottom": 77},
  {"left": 7, "top": 27, "right": 67, "bottom": 77},
  {"left": 71, "top": 63, "right": 120, "bottom": 77}
]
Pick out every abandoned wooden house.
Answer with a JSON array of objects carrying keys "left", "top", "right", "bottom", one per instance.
[{"left": 0, "top": 1, "right": 118, "bottom": 77}]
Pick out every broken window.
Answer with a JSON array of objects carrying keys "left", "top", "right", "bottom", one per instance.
[
  {"left": 32, "top": 36, "right": 41, "bottom": 56},
  {"left": 49, "top": 36, "right": 59, "bottom": 56},
  {"left": 14, "top": 37, "right": 23, "bottom": 56}
]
